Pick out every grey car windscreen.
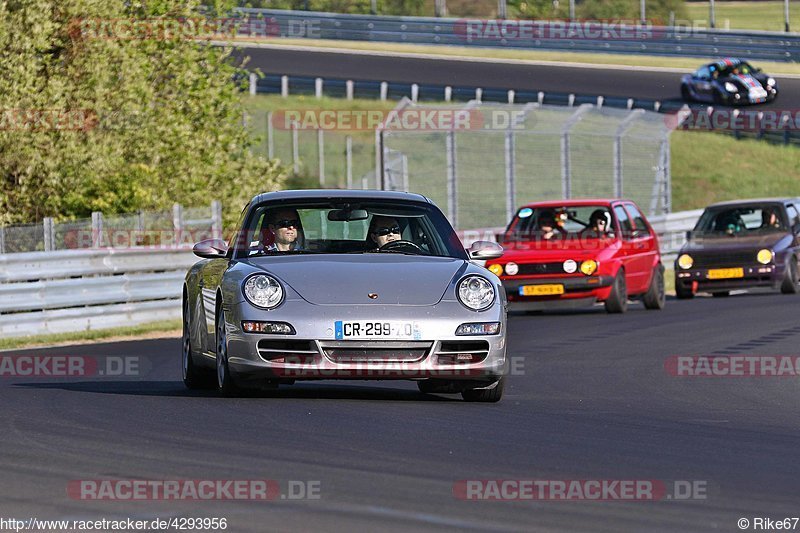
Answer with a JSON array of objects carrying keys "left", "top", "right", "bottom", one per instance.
[{"left": 234, "top": 200, "right": 467, "bottom": 259}]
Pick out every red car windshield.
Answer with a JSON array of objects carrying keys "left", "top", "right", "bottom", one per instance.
[{"left": 505, "top": 206, "right": 614, "bottom": 241}]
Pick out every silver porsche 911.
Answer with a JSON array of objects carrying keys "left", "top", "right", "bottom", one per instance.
[{"left": 182, "top": 190, "right": 508, "bottom": 402}]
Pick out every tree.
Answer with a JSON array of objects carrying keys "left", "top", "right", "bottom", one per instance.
[{"left": 0, "top": 0, "right": 285, "bottom": 225}]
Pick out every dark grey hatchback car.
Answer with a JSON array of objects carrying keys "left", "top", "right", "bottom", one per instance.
[{"left": 675, "top": 198, "right": 800, "bottom": 298}]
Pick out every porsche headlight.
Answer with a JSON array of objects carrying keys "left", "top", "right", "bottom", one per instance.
[
  {"left": 457, "top": 276, "right": 496, "bottom": 311},
  {"left": 243, "top": 274, "right": 284, "bottom": 309},
  {"left": 757, "top": 249, "right": 774, "bottom": 265},
  {"left": 767, "top": 77, "right": 776, "bottom": 87},
  {"left": 724, "top": 82, "right": 738, "bottom": 93},
  {"left": 678, "top": 254, "right": 693, "bottom": 270},
  {"left": 579, "top": 259, "right": 597, "bottom": 276}
]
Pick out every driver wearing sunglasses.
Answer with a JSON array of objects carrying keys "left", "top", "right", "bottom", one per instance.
[
  {"left": 368, "top": 216, "right": 402, "bottom": 249},
  {"left": 266, "top": 208, "right": 303, "bottom": 252}
]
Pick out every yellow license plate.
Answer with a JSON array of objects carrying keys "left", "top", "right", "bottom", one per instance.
[
  {"left": 519, "top": 284, "right": 565, "bottom": 296},
  {"left": 707, "top": 268, "right": 744, "bottom": 280}
]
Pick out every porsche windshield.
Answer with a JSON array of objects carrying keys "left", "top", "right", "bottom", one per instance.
[
  {"left": 694, "top": 204, "right": 787, "bottom": 235},
  {"left": 506, "top": 206, "right": 614, "bottom": 241},
  {"left": 233, "top": 200, "right": 466, "bottom": 259}
]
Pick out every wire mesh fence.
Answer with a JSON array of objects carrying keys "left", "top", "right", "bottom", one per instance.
[
  {"left": 0, "top": 202, "right": 223, "bottom": 255},
  {"left": 379, "top": 101, "right": 673, "bottom": 230}
]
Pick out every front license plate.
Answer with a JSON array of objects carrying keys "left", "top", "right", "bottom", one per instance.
[
  {"left": 334, "top": 320, "right": 421, "bottom": 340},
  {"left": 707, "top": 267, "right": 744, "bottom": 280},
  {"left": 519, "top": 284, "right": 565, "bottom": 296}
]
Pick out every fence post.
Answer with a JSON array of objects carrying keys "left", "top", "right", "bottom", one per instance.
[
  {"left": 211, "top": 200, "right": 223, "bottom": 240},
  {"left": 249, "top": 72, "right": 257, "bottom": 96},
  {"left": 317, "top": 128, "right": 325, "bottom": 186},
  {"left": 91, "top": 211, "right": 103, "bottom": 248},
  {"left": 173, "top": 203, "right": 183, "bottom": 247},
  {"left": 291, "top": 122, "right": 299, "bottom": 174},
  {"left": 446, "top": 129, "right": 458, "bottom": 227},
  {"left": 346, "top": 80, "right": 354, "bottom": 100},
  {"left": 444, "top": 86, "right": 452, "bottom": 102},
  {"left": 709, "top": 0, "right": 716, "bottom": 28},
  {"left": 0, "top": 226, "right": 5, "bottom": 254},
  {"left": 315, "top": 77, "right": 323, "bottom": 99},
  {"left": 560, "top": 104, "right": 592, "bottom": 199},
  {"left": 43, "top": 217, "right": 55, "bottom": 252},
  {"left": 346, "top": 135, "right": 353, "bottom": 189},
  {"left": 663, "top": 140, "right": 672, "bottom": 213},
  {"left": 380, "top": 81, "right": 388, "bottom": 101},
  {"left": 266, "top": 111, "right": 274, "bottom": 159},
  {"left": 614, "top": 109, "right": 644, "bottom": 198},
  {"left": 504, "top": 129, "right": 516, "bottom": 223},
  {"left": 281, "top": 75, "right": 289, "bottom": 97},
  {"left": 497, "top": 0, "right": 507, "bottom": 19}
]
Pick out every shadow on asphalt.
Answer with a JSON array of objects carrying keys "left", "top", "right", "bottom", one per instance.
[{"left": 12, "top": 380, "right": 461, "bottom": 401}]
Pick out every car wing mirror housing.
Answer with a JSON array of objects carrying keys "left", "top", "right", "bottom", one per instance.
[
  {"left": 468, "top": 241, "right": 504, "bottom": 260},
  {"left": 193, "top": 238, "right": 229, "bottom": 259}
]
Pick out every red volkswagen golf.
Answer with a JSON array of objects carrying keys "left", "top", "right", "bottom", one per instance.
[{"left": 486, "top": 199, "right": 665, "bottom": 313}]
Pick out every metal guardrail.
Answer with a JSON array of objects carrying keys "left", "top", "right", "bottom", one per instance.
[
  {"left": 252, "top": 74, "right": 800, "bottom": 147},
  {"left": 235, "top": 8, "right": 800, "bottom": 62},
  {"left": 0, "top": 211, "right": 702, "bottom": 338},
  {"left": 0, "top": 248, "right": 197, "bottom": 338}
]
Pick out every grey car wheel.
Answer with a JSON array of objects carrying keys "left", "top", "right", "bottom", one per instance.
[
  {"left": 216, "top": 309, "right": 240, "bottom": 396},
  {"left": 781, "top": 256, "right": 799, "bottom": 294},
  {"left": 604, "top": 271, "right": 628, "bottom": 313},
  {"left": 183, "top": 298, "right": 213, "bottom": 389},
  {"left": 461, "top": 377, "right": 505, "bottom": 403}
]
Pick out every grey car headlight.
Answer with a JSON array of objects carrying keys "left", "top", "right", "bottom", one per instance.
[
  {"left": 457, "top": 276, "right": 496, "bottom": 311},
  {"left": 724, "top": 82, "right": 738, "bottom": 93},
  {"left": 243, "top": 274, "right": 284, "bottom": 309}
]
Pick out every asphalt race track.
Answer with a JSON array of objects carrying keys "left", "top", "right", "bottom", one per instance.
[
  {"left": 3, "top": 293, "right": 800, "bottom": 532},
  {"left": 237, "top": 45, "right": 800, "bottom": 110}
]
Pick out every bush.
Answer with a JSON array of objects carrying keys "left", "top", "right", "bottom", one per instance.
[{"left": 0, "top": 0, "right": 285, "bottom": 226}]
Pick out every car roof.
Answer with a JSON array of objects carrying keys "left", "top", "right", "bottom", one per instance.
[
  {"left": 252, "top": 189, "right": 431, "bottom": 204},
  {"left": 709, "top": 57, "right": 745, "bottom": 69},
  {"left": 706, "top": 197, "right": 792, "bottom": 208},
  {"left": 517, "top": 198, "right": 625, "bottom": 209}
]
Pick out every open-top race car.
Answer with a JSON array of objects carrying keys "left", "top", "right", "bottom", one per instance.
[
  {"left": 182, "top": 190, "right": 508, "bottom": 401},
  {"left": 681, "top": 58, "right": 778, "bottom": 105},
  {"left": 486, "top": 199, "right": 665, "bottom": 313}
]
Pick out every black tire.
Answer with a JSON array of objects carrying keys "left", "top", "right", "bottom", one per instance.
[
  {"left": 182, "top": 297, "right": 214, "bottom": 389},
  {"left": 781, "top": 256, "right": 799, "bottom": 294},
  {"left": 712, "top": 291, "right": 730, "bottom": 298},
  {"left": 604, "top": 271, "right": 628, "bottom": 314},
  {"left": 216, "top": 308, "right": 241, "bottom": 397},
  {"left": 461, "top": 377, "right": 504, "bottom": 403},
  {"left": 642, "top": 265, "right": 666, "bottom": 310},
  {"left": 681, "top": 84, "right": 692, "bottom": 102},
  {"left": 675, "top": 281, "right": 694, "bottom": 299}
]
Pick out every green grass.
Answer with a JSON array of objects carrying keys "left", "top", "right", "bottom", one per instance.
[
  {"left": 671, "top": 130, "right": 800, "bottom": 210},
  {"left": 233, "top": 37, "right": 800, "bottom": 76},
  {"left": 685, "top": 1, "right": 800, "bottom": 32},
  {"left": 0, "top": 319, "right": 182, "bottom": 351}
]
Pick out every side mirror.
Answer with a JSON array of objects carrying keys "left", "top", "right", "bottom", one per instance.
[
  {"left": 468, "top": 241, "right": 504, "bottom": 260},
  {"left": 193, "top": 238, "right": 229, "bottom": 259},
  {"left": 686, "top": 230, "right": 693, "bottom": 240}
]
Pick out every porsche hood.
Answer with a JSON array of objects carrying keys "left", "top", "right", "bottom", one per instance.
[{"left": 244, "top": 255, "right": 470, "bottom": 306}]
